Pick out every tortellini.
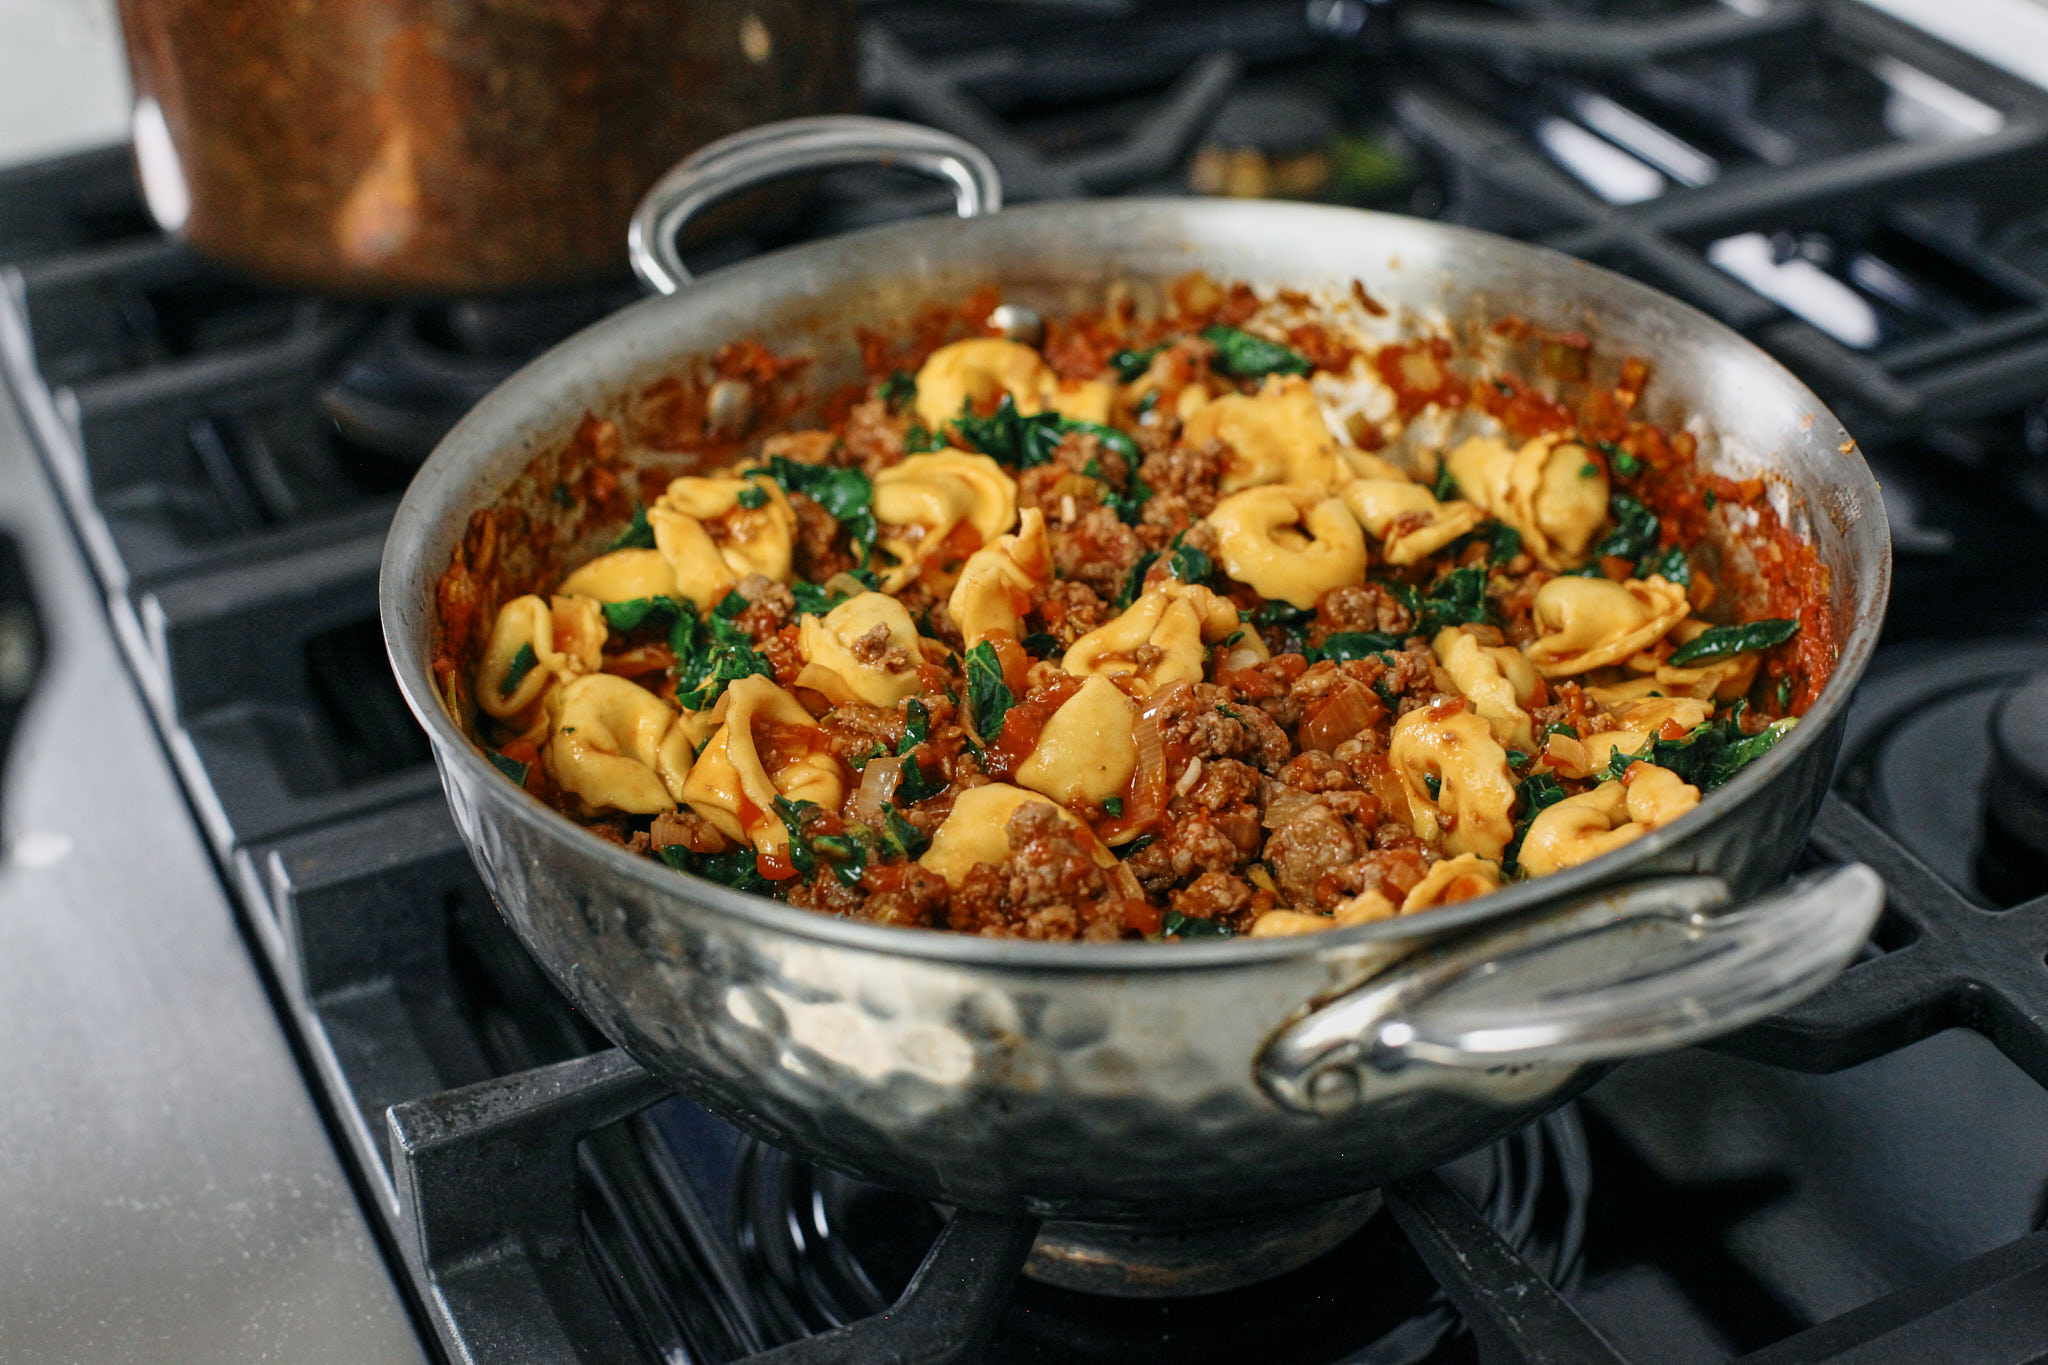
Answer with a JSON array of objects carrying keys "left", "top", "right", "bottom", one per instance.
[
  {"left": 1446, "top": 433, "right": 1608, "bottom": 569},
  {"left": 1523, "top": 574, "right": 1689, "bottom": 678},
  {"left": 1062, "top": 581, "right": 1250, "bottom": 695},
  {"left": 558, "top": 548, "right": 679, "bottom": 604},
  {"left": 913, "top": 338, "right": 1113, "bottom": 432},
  {"left": 1432, "top": 627, "right": 1541, "bottom": 752},
  {"left": 1401, "top": 854, "right": 1503, "bottom": 912},
  {"left": 947, "top": 508, "right": 1052, "bottom": 649},
  {"left": 681, "top": 675, "right": 844, "bottom": 855},
  {"left": 1343, "top": 478, "right": 1488, "bottom": 566},
  {"left": 871, "top": 451, "right": 1019, "bottom": 592},
  {"left": 795, "top": 592, "right": 926, "bottom": 708},
  {"left": 1574, "top": 696, "right": 1714, "bottom": 774},
  {"left": 1182, "top": 374, "right": 1347, "bottom": 492},
  {"left": 1621, "top": 619, "right": 1763, "bottom": 702},
  {"left": 1014, "top": 676, "right": 1138, "bottom": 806},
  {"left": 476, "top": 594, "right": 607, "bottom": 722},
  {"left": 544, "top": 673, "right": 694, "bottom": 815},
  {"left": 918, "top": 783, "right": 1117, "bottom": 887},
  {"left": 1517, "top": 765, "right": 1700, "bottom": 877},
  {"left": 648, "top": 473, "right": 796, "bottom": 607},
  {"left": 1206, "top": 484, "right": 1368, "bottom": 609},
  {"left": 1389, "top": 704, "right": 1518, "bottom": 861}
]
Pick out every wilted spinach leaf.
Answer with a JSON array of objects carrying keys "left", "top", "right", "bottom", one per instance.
[
  {"left": 501, "top": 643, "right": 539, "bottom": 697},
  {"left": 671, "top": 593, "right": 774, "bottom": 711},
  {"left": 1160, "top": 909, "right": 1236, "bottom": 939},
  {"left": 758, "top": 455, "right": 878, "bottom": 567},
  {"left": 601, "top": 596, "right": 682, "bottom": 632},
  {"left": 605, "top": 504, "right": 656, "bottom": 551},
  {"left": 1669, "top": 618, "right": 1798, "bottom": 666},
  {"left": 964, "top": 641, "right": 1015, "bottom": 741},
  {"left": 1201, "top": 325, "right": 1311, "bottom": 379}
]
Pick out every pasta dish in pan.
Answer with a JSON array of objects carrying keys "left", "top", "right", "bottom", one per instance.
[{"left": 432, "top": 275, "right": 1833, "bottom": 941}]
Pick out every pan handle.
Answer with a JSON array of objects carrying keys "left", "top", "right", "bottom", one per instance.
[
  {"left": 1255, "top": 864, "right": 1883, "bottom": 1116},
  {"left": 627, "top": 115, "right": 1004, "bottom": 295}
]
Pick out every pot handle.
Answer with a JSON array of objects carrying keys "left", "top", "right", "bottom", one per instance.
[
  {"left": 627, "top": 115, "right": 1005, "bottom": 295},
  {"left": 1255, "top": 864, "right": 1883, "bottom": 1116}
]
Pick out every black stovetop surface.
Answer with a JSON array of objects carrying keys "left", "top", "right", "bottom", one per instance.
[{"left": 10, "top": 2, "right": 2048, "bottom": 1362}]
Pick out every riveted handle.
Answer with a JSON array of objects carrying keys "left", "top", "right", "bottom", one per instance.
[
  {"left": 627, "top": 115, "right": 1004, "bottom": 295},
  {"left": 1256, "top": 865, "right": 1883, "bottom": 1116}
]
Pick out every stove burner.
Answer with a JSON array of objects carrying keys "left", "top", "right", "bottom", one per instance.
[
  {"left": 1989, "top": 672, "right": 2048, "bottom": 861},
  {"left": 725, "top": 1106, "right": 1590, "bottom": 1361},
  {"left": 1023, "top": 1192, "right": 1382, "bottom": 1298},
  {"left": 318, "top": 287, "right": 635, "bottom": 462},
  {"left": 1839, "top": 640, "right": 2048, "bottom": 909}
]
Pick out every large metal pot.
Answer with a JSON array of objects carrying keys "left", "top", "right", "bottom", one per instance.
[
  {"left": 114, "top": 0, "right": 857, "bottom": 295},
  {"left": 382, "top": 117, "right": 1890, "bottom": 1229}
]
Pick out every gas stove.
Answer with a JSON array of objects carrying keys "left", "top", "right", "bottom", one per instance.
[{"left": 9, "top": 2, "right": 2048, "bottom": 1362}]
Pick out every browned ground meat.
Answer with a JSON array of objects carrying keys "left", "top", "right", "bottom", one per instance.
[
  {"left": 788, "top": 492, "right": 854, "bottom": 581},
  {"left": 947, "top": 804, "right": 1124, "bottom": 940},
  {"left": 1052, "top": 504, "right": 1145, "bottom": 599},
  {"left": 840, "top": 397, "right": 907, "bottom": 475},
  {"left": 1313, "top": 583, "right": 1413, "bottom": 639},
  {"left": 1138, "top": 440, "right": 1228, "bottom": 524},
  {"left": 1168, "top": 870, "right": 1254, "bottom": 925},
  {"left": 1154, "top": 681, "right": 1293, "bottom": 770},
  {"left": 819, "top": 703, "right": 902, "bottom": 765},
  {"left": 859, "top": 863, "right": 951, "bottom": 928},
  {"left": 1035, "top": 579, "right": 1111, "bottom": 646}
]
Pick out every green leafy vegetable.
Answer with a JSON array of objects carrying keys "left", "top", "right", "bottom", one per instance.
[
  {"left": 1320, "top": 631, "right": 1403, "bottom": 663},
  {"left": 1160, "top": 909, "right": 1236, "bottom": 939},
  {"left": 774, "top": 796, "right": 866, "bottom": 888},
  {"left": 1432, "top": 461, "right": 1458, "bottom": 503},
  {"left": 1110, "top": 344, "right": 1164, "bottom": 381},
  {"left": 878, "top": 370, "right": 917, "bottom": 412},
  {"left": 660, "top": 844, "right": 777, "bottom": 897},
  {"left": 1085, "top": 457, "right": 1153, "bottom": 525},
  {"left": 1021, "top": 631, "right": 1060, "bottom": 657},
  {"left": 897, "top": 754, "right": 945, "bottom": 804},
  {"left": 1102, "top": 796, "right": 1124, "bottom": 818},
  {"left": 605, "top": 504, "right": 656, "bottom": 552},
  {"left": 1252, "top": 600, "right": 1317, "bottom": 655},
  {"left": 1484, "top": 523, "right": 1522, "bottom": 566},
  {"left": 759, "top": 455, "right": 878, "bottom": 567},
  {"left": 1216, "top": 703, "right": 1245, "bottom": 722},
  {"left": 1603, "top": 714, "right": 1797, "bottom": 791},
  {"left": 670, "top": 594, "right": 774, "bottom": 711},
  {"left": 1668, "top": 618, "right": 1798, "bottom": 666},
  {"left": 1167, "top": 532, "right": 1212, "bottom": 584},
  {"left": 501, "top": 643, "right": 538, "bottom": 697},
  {"left": 1636, "top": 544, "right": 1691, "bottom": 587},
  {"left": 879, "top": 806, "right": 929, "bottom": 860},
  {"left": 1505, "top": 748, "right": 1530, "bottom": 768},
  {"left": 1200, "top": 325, "right": 1311, "bottom": 379},
  {"left": 905, "top": 424, "right": 946, "bottom": 454},
  {"left": 1590, "top": 494, "right": 1661, "bottom": 565},
  {"left": 1596, "top": 440, "right": 1642, "bottom": 478},
  {"left": 487, "top": 751, "right": 530, "bottom": 785},
  {"left": 951, "top": 394, "right": 1138, "bottom": 470},
  {"left": 1117, "top": 551, "right": 1160, "bottom": 609},
  {"left": 1423, "top": 773, "right": 1442, "bottom": 801},
  {"left": 551, "top": 483, "right": 572, "bottom": 508},
  {"left": 1414, "top": 566, "right": 1490, "bottom": 634},
  {"left": 1777, "top": 677, "right": 1793, "bottom": 710},
  {"left": 1544, "top": 721, "right": 1579, "bottom": 739},
  {"left": 1502, "top": 771, "right": 1570, "bottom": 874},
  {"left": 736, "top": 483, "right": 769, "bottom": 510},
  {"left": 602, "top": 596, "right": 682, "bottom": 632},
  {"left": 899, "top": 698, "right": 931, "bottom": 754},
  {"left": 964, "top": 641, "right": 1015, "bottom": 742},
  {"left": 1134, "top": 389, "right": 1160, "bottom": 417}
]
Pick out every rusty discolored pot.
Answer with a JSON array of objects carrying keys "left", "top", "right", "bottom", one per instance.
[{"left": 114, "top": 0, "right": 859, "bottom": 296}]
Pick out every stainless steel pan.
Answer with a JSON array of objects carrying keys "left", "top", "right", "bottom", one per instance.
[{"left": 381, "top": 117, "right": 1890, "bottom": 1229}]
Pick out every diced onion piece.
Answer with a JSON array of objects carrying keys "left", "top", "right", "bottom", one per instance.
[
  {"left": 852, "top": 755, "right": 903, "bottom": 827},
  {"left": 1299, "top": 677, "right": 1379, "bottom": 753}
]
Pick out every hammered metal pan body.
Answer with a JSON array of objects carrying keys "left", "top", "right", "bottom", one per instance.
[{"left": 383, "top": 199, "right": 1887, "bottom": 1222}]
